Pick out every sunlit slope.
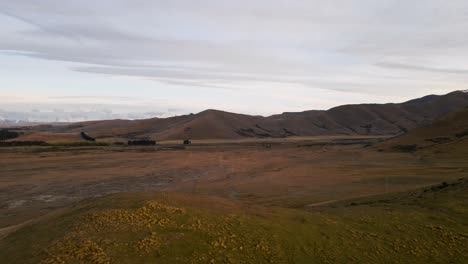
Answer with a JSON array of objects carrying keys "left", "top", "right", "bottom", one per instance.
[{"left": 1, "top": 179, "right": 467, "bottom": 264}]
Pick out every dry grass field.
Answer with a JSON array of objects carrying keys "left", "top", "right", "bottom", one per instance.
[
  {"left": 0, "top": 134, "right": 467, "bottom": 263},
  {"left": 1, "top": 136, "right": 466, "bottom": 227}
]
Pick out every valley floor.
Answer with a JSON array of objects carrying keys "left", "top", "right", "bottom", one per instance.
[{"left": 0, "top": 136, "right": 467, "bottom": 263}]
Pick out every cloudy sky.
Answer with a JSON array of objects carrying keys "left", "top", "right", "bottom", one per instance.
[{"left": 1, "top": 0, "right": 468, "bottom": 121}]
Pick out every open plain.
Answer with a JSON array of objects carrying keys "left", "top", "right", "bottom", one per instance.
[{"left": 0, "top": 136, "right": 456, "bottom": 225}]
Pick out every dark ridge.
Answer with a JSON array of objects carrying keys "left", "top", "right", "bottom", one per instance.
[{"left": 403, "top": 94, "right": 440, "bottom": 105}]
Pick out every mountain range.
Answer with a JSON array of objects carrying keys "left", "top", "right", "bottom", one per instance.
[{"left": 7, "top": 90, "right": 468, "bottom": 141}]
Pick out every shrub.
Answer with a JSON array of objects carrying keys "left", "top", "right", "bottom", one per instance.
[
  {"left": 0, "top": 130, "right": 20, "bottom": 141},
  {"left": 392, "top": 144, "right": 418, "bottom": 153},
  {"left": 128, "top": 140, "right": 156, "bottom": 146},
  {"left": 425, "top": 137, "right": 451, "bottom": 143},
  {"left": 455, "top": 130, "right": 468, "bottom": 138}
]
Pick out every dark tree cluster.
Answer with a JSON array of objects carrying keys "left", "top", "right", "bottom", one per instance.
[
  {"left": 392, "top": 144, "right": 418, "bottom": 153},
  {"left": 128, "top": 140, "right": 156, "bottom": 146},
  {"left": 80, "top": 132, "right": 96, "bottom": 141},
  {"left": 0, "top": 141, "right": 47, "bottom": 147},
  {"left": 0, "top": 130, "right": 20, "bottom": 141}
]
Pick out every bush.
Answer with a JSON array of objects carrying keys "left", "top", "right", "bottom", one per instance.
[
  {"left": 455, "top": 130, "right": 468, "bottom": 138},
  {"left": 392, "top": 144, "right": 418, "bottom": 152},
  {"left": 128, "top": 140, "right": 156, "bottom": 146},
  {"left": 425, "top": 137, "right": 451, "bottom": 143},
  {"left": 0, "top": 130, "right": 20, "bottom": 141}
]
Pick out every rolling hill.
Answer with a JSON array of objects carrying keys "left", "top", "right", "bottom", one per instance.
[
  {"left": 380, "top": 106, "right": 468, "bottom": 151},
  {"left": 9, "top": 90, "right": 468, "bottom": 141}
]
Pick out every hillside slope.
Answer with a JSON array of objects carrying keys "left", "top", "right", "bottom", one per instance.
[
  {"left": 380, "top": 106, "right": 468, "bottom": 151},
  {"left": 16, "top": 90, "right": 468, "bottom": 141}
]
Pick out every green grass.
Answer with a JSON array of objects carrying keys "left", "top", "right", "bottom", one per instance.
[{"left": 1, "top": 179, "right": 467, "bottom": 264}]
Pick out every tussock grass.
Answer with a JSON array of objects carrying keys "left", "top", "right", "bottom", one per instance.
[{"left": 1, "top": 179, "right": 467, "bottom": 264}]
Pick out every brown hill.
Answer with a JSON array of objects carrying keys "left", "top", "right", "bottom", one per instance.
[
  {"left": 19, "top": 90, "right": 468, "bottom": 141},
  {"left": 380, "top": 106, "right": 468, "bottom": 151},
  {"left": 266, "top": 90, "right": 468, "bottom": 135}
]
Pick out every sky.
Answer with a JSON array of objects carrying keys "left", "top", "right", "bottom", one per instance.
[{"left": 1, "top": 0, "right": 468, "bottom": 122}]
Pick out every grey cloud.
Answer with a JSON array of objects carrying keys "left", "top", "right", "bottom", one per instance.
[
  {"left": 375, "top": 62, "right": 468, "bottom": 75},
  {"left": 73, "top": 65, "right": 374, "bottom": 94},
  {"left": 0, "top": 104, "right": 185, "bottom": 122},
  {"left": 0, "top": 109, "right": 162, "bottom": 122},
  {"left": 0, "top": 9, "right": 81, "bottom": 43},
  {"left": 1, "top": 0, "right": 468, "bottom": 109}
]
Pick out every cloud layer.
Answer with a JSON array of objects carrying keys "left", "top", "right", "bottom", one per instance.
[{"left": 1, "top": 1, "right": 468, "bottom": 121}]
